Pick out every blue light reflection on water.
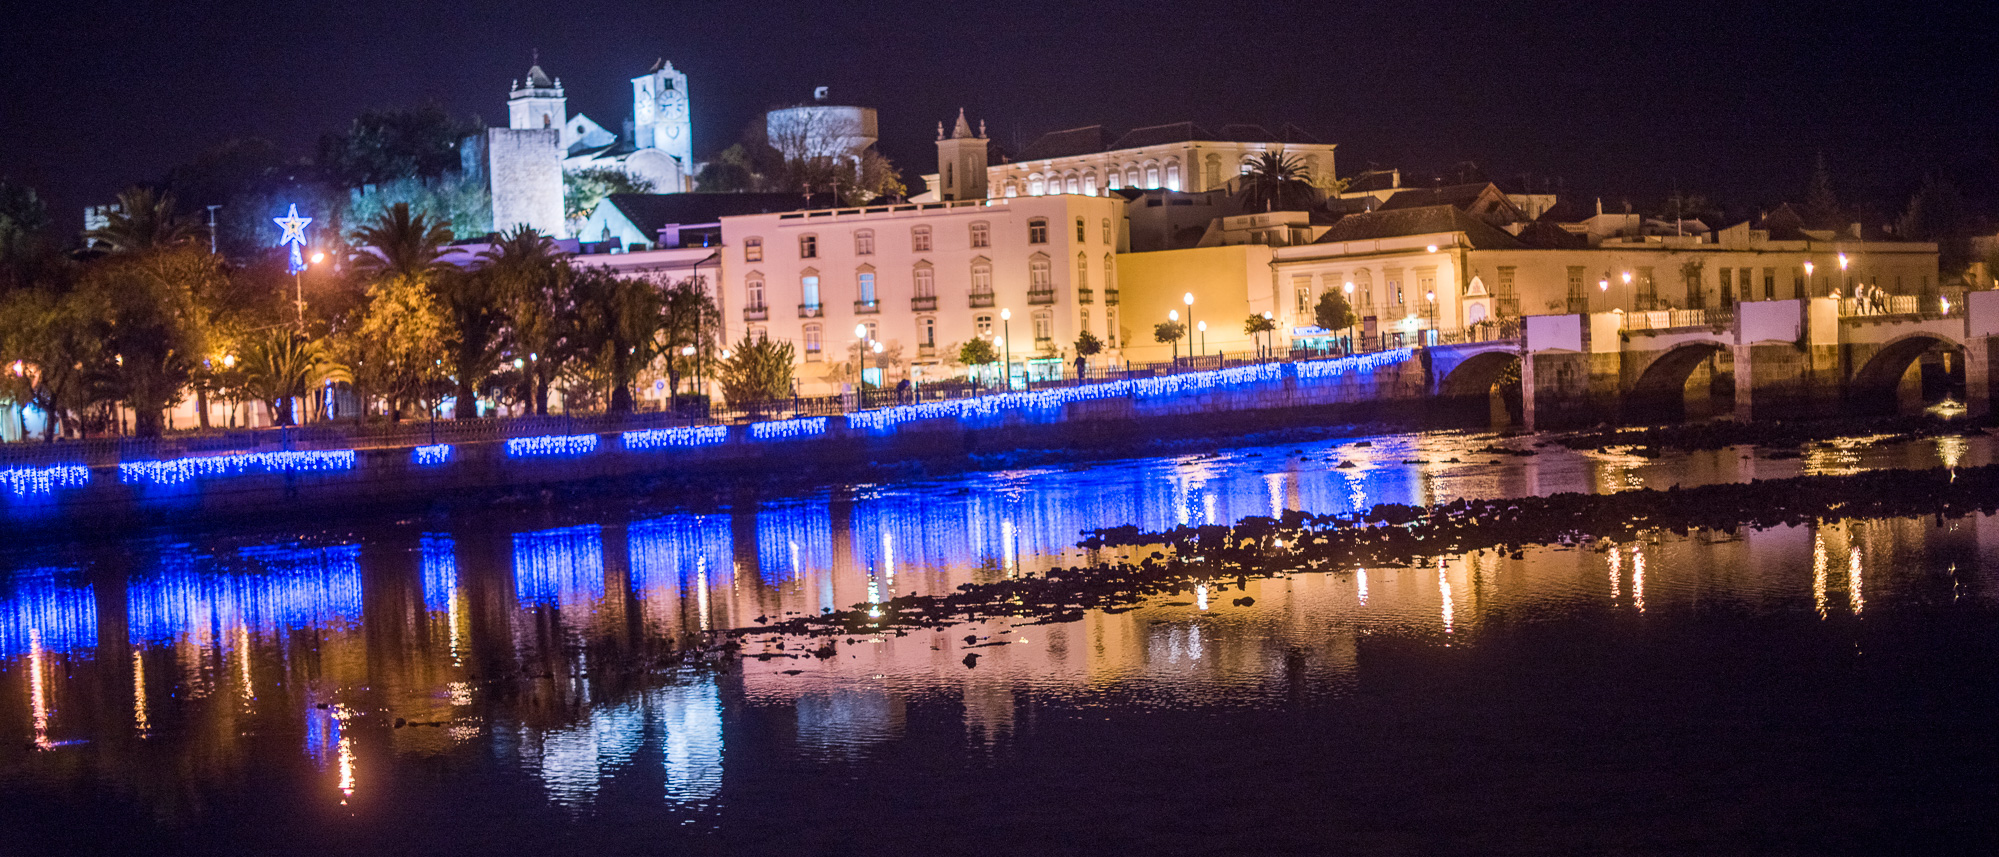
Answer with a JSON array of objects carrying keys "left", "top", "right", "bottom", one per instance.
[
  {"left": 126, "top": 543, "right": 363, "bottom": 645},
  {"left": 0, "top": 569, "right": 94, "bottom": 658},
  {"left": 512, "top": 526, "right": 606, "bottom": 608}
]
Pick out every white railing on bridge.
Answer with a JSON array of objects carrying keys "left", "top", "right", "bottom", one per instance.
[{"left": 1623, "top": 309, "right": 1730, "bottom": 331}]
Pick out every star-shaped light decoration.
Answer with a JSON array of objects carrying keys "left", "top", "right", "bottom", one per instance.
[{"left": 273, "top": 204, "right": 312, "bottom": 274}]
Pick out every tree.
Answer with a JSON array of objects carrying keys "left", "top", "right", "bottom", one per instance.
[
  {"left": 1237, "top": 151, "right": 1321, "bottom": 213},
  {"left": 716, "top": 335, "right": 794, "bottom": 407},
  {"left": 85, "top": 187, "right": 200, "bottom": 253},
  {"left": 563, "top": 167, "right": 655, "bottom": 228},
  {"left": 241, "top": 330, "right": 345, "bottom": 427},
  {"left": 568, "top": 267, "right": 663, "bottom": 413},
  {"left": 349, "top": 202, "right": 453, "bottom": 282},
  {"left": 694, "top": 144, "right": 757, "bottom": 193},
  {"left": 0, "top": 285, "right": 104, "bottom": 440},
  {"left": 353, "top": 274, "right": 451, "bottom": 420},
  {"left": 495, "top": 245, "right": 577, "bottom": 416},
  {"left": 433, "top": 264, "right": 510, "bottom": 418},
  {"left": 1243, "top": 313, "right": 1277, "bottom": 354},
  {"left": 317, "top": 105, "right": 482, "bottom": 187},
  {"left": 1899, "top": 174, "right": 1973, "bottom": 275},
  {"left": 86, "top": 245, "right": 226, "bottom": 436},
  {"left": 1154, "top": 320, "right": 1187, "bottom": 360},
  {"left": 1074, "top": 329, "right": 1104, "bottom": 358},
  {"left": 958, "top": 338, "right": 998, "bottom": 367},
  {"left": 1313, "top": 290, "right": 1357, "bottom": 332},
  {"left": 0, "top": 178, "right": 50, "bottom": 265},
  {"left": 657, "top": 276, "right": 721, "bottom": 397}
]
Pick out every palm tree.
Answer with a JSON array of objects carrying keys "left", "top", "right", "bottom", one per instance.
[
  {"left": 85, "top": 187, "right": 200, "bottom": 253},
  {"left": 350, "top": 203, "right": 453, "bottom": 282},
  {"left": 1237, "top": 151, "right": 1320, "bottom": 214},
  {"left": 482, "top": 228, "right": 568, "bottom": 414},
  {"left": 241, "top": 330, "right": 348, "bottom": 426},
  {"left": 569, "top": 267, "right": 663, "bottom": 413}
]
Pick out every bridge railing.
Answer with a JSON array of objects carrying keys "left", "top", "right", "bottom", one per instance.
[{"left": 1625, "top": 309, "right": 1732, "bottom": 331}]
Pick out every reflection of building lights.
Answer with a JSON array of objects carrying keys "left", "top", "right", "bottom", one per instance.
[
  {"left": 1813, "top": 533, "right": 1829, "bottom": 619},
  {"left": 28, "top": 628, "right": 51, "bottom": 750},
  {"left": 1849, "top": 546, "right": 1863, "bottom": 615},
  {"left": 1631, "top": 545, "right": 1646, "bottom": 613},
  {"left": 1195, "top": 584, "right": 1209, "bottom": 611},
  {"left": 1438, "top": 557, "right": 1454, "bottom": 634},
  {"left": 337, "top": 732, "right": 355, "bottom": 803},
  {"left": 1608, "top": 544, "right": 1622, "bottom": 599},
  {"left": 1356, "top": 569, "right": 1368, "bottom": 605},
  {"left": 132, "top": 648, "right": 150, "bottom": 736}
]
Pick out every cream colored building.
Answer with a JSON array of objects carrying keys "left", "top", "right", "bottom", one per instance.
[
  {"left": 718, "top": 194, "right": 1129, "bottom": 395},
  {"left": 1112, "top": 245, "right": 1278, "bottom": 363},
  {"left": 919, "top": 122, "right": 1335, "bottom": 201}
]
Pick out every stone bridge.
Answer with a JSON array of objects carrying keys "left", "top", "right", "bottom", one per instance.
[{"left": 1448, "top": 292, "right": 1999, "bottom": 430}]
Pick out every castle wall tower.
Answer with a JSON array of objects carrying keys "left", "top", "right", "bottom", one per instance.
[
  {"left": 507, "top": 63, "right": 567, "bottom": 131},
  {"left": 935, "top": 109, "right": 990, "bottom": 201},
  {"left": 630, "top": 59, "right": 692, "bottom": 190}
]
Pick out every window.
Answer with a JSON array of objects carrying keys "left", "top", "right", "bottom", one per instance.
[
  {"left": 1083, "top": 173, "right": 1097, "bottom": 196},
  {"left": 1296, "top": 286, "right": 1311, "bottom": 316},
  {"left": 970, "top": 221, "right": 990, "bottom": 248},
  {"left": 920, "top": 317, "right": 936, "bottom": 347},
  {"left": 749, "top": 325, "right": 767, "bottom": 343},
  {"left": 1240, "top": 160, "right": 1254, "bottom": 176},
  {"left": 913, "top": 265, "right": 935, "bottom": 297},
  {"left": 1106, "top": 308, "right": 1118, "bottom": 346},
  {"left": 1145, "top": 166, "right": 1160, "bottom": 189},
  {"left": 747, "top": 276, "right": 766, "bottom": 309},
  {"left": 858, "top": 269, "right": 876, "bottom": 304},
  {"left": 1032, "top": 310, "right": 1053, "bottom": 342},
  {"left": 1076, "top": 217, "right": 1087, "bottom": 242},
  {"left": 801, "top": 273, "right": 821, "bottom": 308},
  {"left": 1028, "top": 218, "right": 1048, "bottom": 244},
  {"left": 1065, "top": 175, "right": 1080, "bottom": 194},
  {"left": 911, "top": 226, "right": 931, "bottom": 252},
  {"left": 1566, "top": 266, "right": 1587, "bottom": 313},
  {"left": 1387, "top": 269, "right": 1405, "bottom": 308},
  {"left": 1077, "top": 253, "right": 1088, "bottom": 290},
  {"left": 1080, "top": 309, "right": 1090, "bottom": 335},
  {"left": 1637, "top": 267, "right": 1657, "bottom": 309},
  {"left": 1496, "top": 266, "right": 1520, "bottom": 316},
  {"left": 1029, "top": 256, "right": 1052, "bottom": 289},
  {"left": 1354, "top": 271, "right": 1374, "bottom": 309},
  {"left": 745, "top": 236, "right": 764, "bottom": 262},
  {"left": 1101, "top": 219, "right": 1112, "bottom": 244},
  {"left": 1205, "top": 155, "right": 1221, "bottom": 190},
  {"left": 1685, "top": 264, "right": 1705, "bottom": 310},
  {"left": 1125, "top": 166, "right": 1140, "bottom": 187},
  {"left": 804, "top": 324, "right": 822, "bottom": 358},
  {"left": 1720, "top": 268, "right": 1735, "bottom": 306},
  {"left": 1165, "top": 162, "right": 1181, "bottom": 192},
  {"left": 799, "top": 234, "right": 817, "bottom": 258},
  {"left": 1417, "top": 272, "right": 1436, "bottom": 309},
  {"left": 971, "top": 260, "right": 993, "bottom": 293},
  {"left": 976, "top": 314, "right": 994, "bottom": 336},
  {"left": 855, "top": 229, "right": 874, "bottom": 255},
  {"left": 1029, "top": 175, "right": 1045, "bottom": 196},
  {"left": 1106, "top": 172, "right": 1121, "bottom": 191},
  {"left": 1740, "top": 268, "right": 1754, "bottom": 303},
  {"left": 1763, "top": 267, "right": 1776, "bottom": 300},
  {"left": 1004, "top": 180, "right": 1019, "bottom": 198}
]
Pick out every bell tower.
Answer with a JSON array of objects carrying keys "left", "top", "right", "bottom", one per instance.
[
  {"left": 935, "top": 109, "right": 989, "bottom": 201},
  {"left": 507, "top": 56, "right": 566, "bottom": 131}
]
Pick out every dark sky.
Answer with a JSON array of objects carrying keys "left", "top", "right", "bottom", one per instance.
[{"left": 4, "top": 0, "right": 1995, "bottom": 232}]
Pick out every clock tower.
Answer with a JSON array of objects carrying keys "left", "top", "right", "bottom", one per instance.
[{"left": 631, "top": 59, "right": 692, "bottom": 186}]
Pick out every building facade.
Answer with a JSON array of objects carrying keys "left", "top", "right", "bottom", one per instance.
[
  {"left": 718, "top": 194, "right": 1128, "bottom": 395},
  {"left": 988, "top": 123, "right": 1336, "bottom": 199}
]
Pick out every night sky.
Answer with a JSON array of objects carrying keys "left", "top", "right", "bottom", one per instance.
[{"left": 4, "top": 0, "right": 1995, "bottom": 231}]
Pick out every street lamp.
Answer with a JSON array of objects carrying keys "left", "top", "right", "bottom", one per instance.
[
  {"left": 1425, "top": 290, "right": 1437, "bottom": 340},
  {"left": 855, "top": 323, "right": 871, "bottom": 399},
  {"left": 1261, "top": 310, "right": 1274, "bottom": 357},
  {"left": 1621, "top": 270, "right": 1634, "bottom": 310},
  {"left": 1196, "top": 320, "right": 1207, "bottom": 357},
  {"left": 1182, "top": 292, "right": 1195, "bottom": 364},
  {"left": 1343, "top": 281, "right": 1356, "bottom": 353},
  {"left": 1803, "top": 261, "right": 1815, "bottom": 298},
  {"left": 998, "top": 309, "right": 1012, "bottom": 391}
]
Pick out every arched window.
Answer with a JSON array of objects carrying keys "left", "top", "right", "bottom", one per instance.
[
  {"left": 1065, "top": 174, "right": 1080, "bottom": 194},
  {"left": 856, "top": 266, "right": 876, "bottom": 305},
  {"left": 1164, "top": 161, "right": 1181, "bottom": 191},
  {"left": 854, "top": 229, "right": 874, "bottom": 255},
  {"left": 745, "top": 236, "right": 764, "bottom": 262},
  {"left": 746, "top": 274, "right": 765, "bottom": 309},
  {"left": 1076, "top": 252, "right": 1088, "bottom": 290},
  {"left": 912, "top": 263, "right": 935, "bottom": 297},
  {"left": 1125, "top": 166, "right": 1140, "bottom": 187},
  {"left": 1004, "top": 180, "right": 1018, "bottom": 198},
  {"left": 1145, "top": 165, "right": 1161, "bottom": 189},
  {"left": 1027, "top": 218, "right": 1048, "bottom": 244},
  {"left": 1101, "top": 219, "right": 1112, "bottom": 245},
  {"left": 1353, "top": 269, "right": 1374, "bottom": 310},
  {"left": 1075, "top": 217, "right": 1086, "bottom": 242},
  {"left": 1028, "top": 174, "right": 1046, "bottom": 196},
  {"left": 1106, "top": 172, "right": 1121, "bottom": 191},
  {"left": 1106, "top": 307, "right": 1118, "bottom": 346},
  {"left": 799, "top": 234, "right": 817, "bottom": 258},
  {"left": 969, "top": 221, "right": 990, "bottom": 248},
  {"left": 803, "top": 324, "right": 822, "bottom": 358},
  {"left": 1082, "top": 172, "right": 1097, "bottom": 196},
  {"left": 911, "top": 225, "right": 931, "bottom": 252}
]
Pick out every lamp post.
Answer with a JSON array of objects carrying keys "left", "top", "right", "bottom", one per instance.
[
  {"left": 1838, "top": 252, "right": 1850, "bottom": 299},
  {"left": 1622, "top": 270, "right": 1634, "bottom": 311},
  {"left": 999, "top": 308, "right": 1012, "bottom": 390},
  {"left": 1196, "top": 320, "right": 1207, "bottom": 357},
  {"left": 1168, "top": 309, "right": 1180, "bottom": 362},
  {"left": 1261, "top": 310, "right": 1274, "bottom": 358},
  {"left": 855, "top": 323, "right": 871, "bottom": 403},
  {"left": 1182, "top": 292, "right": 1195, "bottom": 362},
  {"left": 1425, "top": 290, "right": 1437, "bottom": 342},
  {"left": 1803, "top": 260, "right": 1815, "bottom": 298},
  {"left": 680, "top": 344, "right": 696, "bottom": 403}
]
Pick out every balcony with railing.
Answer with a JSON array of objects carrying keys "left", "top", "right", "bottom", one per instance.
[
  {"left": 918, "top": 344, "right": 936, "bottom": 359},
  {"left": 743, "top": 304, "right": 768, "bottom": 320},
  {"left": 797, "top": 303, "right": 823, "bottom": 318},
  {"left": 1077, "top": 288, "right": 1094, "bottom": 304},
  {"left": 854, "top": 299, "right": 880, "bottom": 315},
  {"left": 911, "top": 295, "right": 937, "bottom": 311},
  {"left": 1103, "top": 288, "right": 1119, "bottom": 305},
  {"left": 968, "top": 291, "right": 995, "bottom": 308},
  {"left": 1027, "top": 289, "right": 1055, "bottom": 305}
]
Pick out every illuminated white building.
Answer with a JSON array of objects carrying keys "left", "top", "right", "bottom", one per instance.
[{"left": 921, "top": 122, "right": 1336, "bottom": 201}]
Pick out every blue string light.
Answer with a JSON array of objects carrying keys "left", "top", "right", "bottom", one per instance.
[
  {"left": 506, "top": 434, "right": 599, "bottom": 457},
  {"left": 413, "top": 444, "right": 453, "bottom": 465},
  {"left": 623, "top": 425, "right": 728, "bottom": 451},
  {"left": 118, "top": 450, "right": 356, "bottom": 486},
  {"left": 0, "top": 569, "right": 96, "bottom": 658},
  {"left": 751, "top": 417, "right": 828, "bottom": 440},
  {"left": 1, "top": 464, "right": 90, "bottom": 496}
]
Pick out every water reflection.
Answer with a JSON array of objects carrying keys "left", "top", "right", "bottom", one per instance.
[{"left": 0, "top": 429, "right": 1996, "bottom": 830}]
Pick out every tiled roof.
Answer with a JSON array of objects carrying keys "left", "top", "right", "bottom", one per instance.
[
  {"left": 1015, "top": 122, "right": 1329, "bottom": 161},
  {"left": 1016, "top": 126, "right": 1115, "bottom": 161},
  {"left": 605, "top": 193, "right": 809, "bottom": 237},
  {"left": 1313, "top": 205, "right": 1525, "bottom": 249}
]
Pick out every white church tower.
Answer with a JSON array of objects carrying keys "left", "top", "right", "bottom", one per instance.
[
  {"left": 628, "top": 59, "right": 692, "bottom": 192},
  {"left": 485, "top": 59, "right": 567, "bottom": 238},
  {"left": 935, "top": 109, "right": 989, "bottom": 201},
  {"left": 507, "top": 61, "right": 566, "bottom": 131}
]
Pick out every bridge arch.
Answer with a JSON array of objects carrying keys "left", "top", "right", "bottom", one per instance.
[
  {"left": 1626, "top": 341, "right": 1735, "bottom": 423},
  {"left": 1435, "top": 349, "right": 1522, "bottom": 427},
  {"left": 1849, "top": 333, "right": 1965, "bottom": 415}
]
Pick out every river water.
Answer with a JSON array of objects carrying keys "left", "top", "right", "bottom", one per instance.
[{"left": 1, "top": 430, "right": 1995, "bottom": 855}]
